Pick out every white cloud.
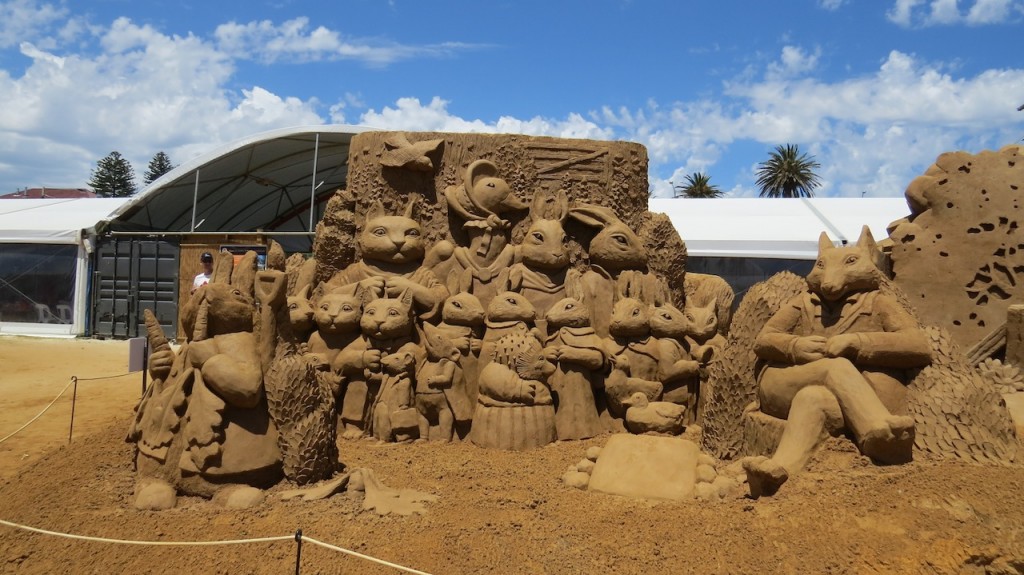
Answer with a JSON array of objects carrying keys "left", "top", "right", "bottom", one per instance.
[
  {"left": 0, "top": 17, "right": 323, "bottom": 189},
  {"left": 214, "top": 17, "right": 480, "bottom": 67},
  {"left": 818, "top": 0, "right": 848, "bottom": 10},
  {"left": 359, "top": 97, "right": 613, "bottom": 140},
  {"left": 887, "top": 0, "right": 1023, "bottom": 26},
  {"left": 0, "top": 0, "right": 67, "bottom": 49}
]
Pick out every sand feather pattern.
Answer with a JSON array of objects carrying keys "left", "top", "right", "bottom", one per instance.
[
  {"left": 700, "top": 271, "right": 808, "bottom": 460},
  {"left": 264, "top": 355, "right": 338, "bottom": 484}
]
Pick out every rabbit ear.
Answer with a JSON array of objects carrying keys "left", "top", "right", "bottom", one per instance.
[
  {"left": 553, "top": 189, "right": 569, "bottom": 223},
  {"left": 568, "top": 203, "right": 618, "bottom": 229},
  {"left": 297, "top": 284, "right": 311, "bottom": 300},
  {"left": 531, "top": 188, "right": 548, "bottom": 218}
]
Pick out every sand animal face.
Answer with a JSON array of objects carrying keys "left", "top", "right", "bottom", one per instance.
[
  {"left": 513, "top": 340, "right": 556, "bottom": 381},
  {"left": 487, "top": 291, "right": 537, "bottom": 323},
  {"left": 807, "top": 228, "right": 883, "bottom": 302},
  {"left": 520, "top": 189, "right": 570, "bottom": 271},
  {"left": 569, "top": 203, "right": 648, "bottom": 272},
  {"left": 182, "top": 283, "right": 254, "bottom": 338},
  {"left": 609, "top": 297, "right": 650, "bottom": 338},
  {"left": 360, "top": 288, "right": 415, "bottom": 339},
  {"left": 442, "top": 292, "right": 485, "bottom": 327},
  {"left": 359, "top": 199, "right": 424, "bottom": 265},
  {"left": 314, "top": 290, "right": 362, "bottom": 334},
  {"left": 684, "top": 302, "right": 718, "bottom": 341},
  {"left": 544, "top": 297, "right": 590, "bottom": 329},
  {"left": 649, "top": 304, "right": 687, "bottom": 340},
  {"left": 287, "top": 285, "right": 315, "bottom": 333}
]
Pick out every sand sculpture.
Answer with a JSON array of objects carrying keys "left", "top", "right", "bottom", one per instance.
[
  {"left": 128, "top": 132, "right": 1022, "bottom": 510},
  {"left": 742, "top": 229, "right": 933, "bottom": 497}
]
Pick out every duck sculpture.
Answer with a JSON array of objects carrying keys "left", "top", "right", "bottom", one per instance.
[{"left": 622, "top": 392, "right": 687, "bottom": 435}]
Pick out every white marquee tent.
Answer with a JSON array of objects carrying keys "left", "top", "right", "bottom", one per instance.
[
  {"left": 648, "top": 197, "right": 912, "bottom": 260},
  {"left": 0, "top": 198, "right": 129, "bottom": 336}
]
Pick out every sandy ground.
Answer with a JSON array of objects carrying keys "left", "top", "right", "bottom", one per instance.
[{"left": 1, "top": 336, "right": 1024, "bottom": 574}]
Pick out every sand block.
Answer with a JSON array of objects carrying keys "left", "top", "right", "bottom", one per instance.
[
  {"left": 587, "top": 434, "right": 699, "bottom": 501},
  {"left": 1003, "top": 393, "right": 1024, "bottom": 440}
]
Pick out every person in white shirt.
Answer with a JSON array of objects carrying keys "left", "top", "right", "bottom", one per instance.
[{"left": 191, "top": 252, "right": 214, "bottom": 293}]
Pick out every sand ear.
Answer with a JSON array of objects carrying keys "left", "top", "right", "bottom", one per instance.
[
  {"left": 568, "top": 203, "right": 617, "bottom": 229},
  {"left": 553, "top": 189, "right": 569, "bottom": 223},
  {"left": 366, "top": 200, "right": 386, "bottom": 222},
  {"left": 298, "top": 284, "right": 311, "bottom": 300},
  {"left": 193, "top": 298, "right": 210, "bottom": 342},
  {"left": 398, "top": 287, "right": 415, "bottom": 308},
  {"left": 818, "top": 231, "right": 834, "bottom": 253},
  {"left": 530, "top": 188, "right": 548, "bottom": 218},
  {"left": 360, "top": 284, "right": 378, "bottom": 307},
  {"left": 856, "top": 225, "right": 889, "bottom": 273},
  {"left": 403, "top": 193, "right": 420, "bottom": 219}
]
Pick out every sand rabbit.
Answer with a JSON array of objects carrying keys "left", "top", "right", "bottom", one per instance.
[
  {"left": 603, "top": 293, "right": 665, "bottom": 419},
  {"left": 648, "top": 303, "right": 703, "bottom": 423},
  {"left": 501, "top": 188, "right": 581, "bottom": 324},
  {"left": 437, "top": 291, "right": 486, "bottom": 414},
  {"left": 569, "top": 202, "right": 670, "bottom": 337},
  {"left": 543, "top": 297, "right": 607, "bottom": 440},
  {"left": 286, "top": 284, "right": 315, "bottom": 341}
]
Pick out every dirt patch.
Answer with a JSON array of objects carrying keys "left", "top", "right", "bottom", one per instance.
[{"left": 1, "top": 336, "right": 1023, "bottom": 574}]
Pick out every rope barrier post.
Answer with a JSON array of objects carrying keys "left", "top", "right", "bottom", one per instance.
[
  {"left": 68, "top": 376, "right": 78, "bottom": 444},
  {"left": 294, "top": 529, "right": 303, "bottom": 575}
]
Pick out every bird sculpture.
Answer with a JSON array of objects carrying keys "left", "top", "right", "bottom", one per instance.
[
  {"left": 381, "top": 132, "right": 444, "bottom": 172},
  {"left": 622, "top": 392, "right": 687, "bottom": 435}
]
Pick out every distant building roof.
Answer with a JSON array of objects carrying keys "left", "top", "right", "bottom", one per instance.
[{"left": 1, "top": 187, "right": 96, "bottom": 199}]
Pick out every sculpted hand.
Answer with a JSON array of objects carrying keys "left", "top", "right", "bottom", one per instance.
[
  {"left": 363, "top": 349, "right": 382, "bottom": 372},
  {"left": 826, "top": 334, "right": 861, "bottom": 359},
  {"left": 384, "top": 276, "right": 416, "bottom": 297},
  {"left": 544, "top": 346, "right": 562, "bottom": 363},
  {"left": 148, "top": 349, "right": 175, "bottom": 381},
  {"left": 612, "top": 353, "right": 631, "bottom": 375},
  {"left": 470, "top": 338, "right": 482, "bottom": 354},
  {"left": 792, "top": 336, "right": 828, "bottom": 363},
  {"left": 358, "top": 276, "right": 386, "bottom": 297}
]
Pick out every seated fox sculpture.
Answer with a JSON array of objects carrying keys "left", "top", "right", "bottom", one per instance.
[{"left": 744, "top": 227, "right": 932, "bottom": 498}]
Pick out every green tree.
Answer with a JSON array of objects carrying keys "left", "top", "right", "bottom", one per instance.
[
  {"left": 673, "top": 172, "right": 723, "bottom": 198},
  {"left": 88, "top": 151, "right": 137, "bottom": 197},
  {"left": 143, "top": 151, "right": 175, "bottom": 184},
  {"left": 755, "top": 144, "right": 822, "bottom": 198}
]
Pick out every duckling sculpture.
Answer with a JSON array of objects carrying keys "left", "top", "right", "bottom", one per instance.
[{"left": 622, "top": 392, "right": 687, "bottom": 435}]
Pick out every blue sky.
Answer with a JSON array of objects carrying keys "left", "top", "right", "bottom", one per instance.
[{"left": 1, "top": 0, "right": 1022, "bottom": 198}]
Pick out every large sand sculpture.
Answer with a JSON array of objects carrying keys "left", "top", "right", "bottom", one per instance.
[{"left": 126, "top": 133, "right": 1022, "bottom": 509}]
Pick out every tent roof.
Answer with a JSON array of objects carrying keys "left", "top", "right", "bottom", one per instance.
[
  {"left": 107, "top": 125, "right": 374, "bottom": 234},
  {"left": 0, "top": 198, "right": 130, "bottom": 244},
  {"left": 649, "top": 197, "right": 911, "bottom": 260}
]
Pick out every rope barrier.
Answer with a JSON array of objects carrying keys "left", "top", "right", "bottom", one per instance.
[
  {"left": 303, "top": 535, "right": 435, "bottom": 575},
  {"left": 73, "top": 371, "right": 138, "bottom": 382},
  {"left": 0, "top": 518, "right": 435, "bottom": 574},
  {"left": 0, "top": 378, "right": 75, "bottom": 444},
  {"left": 0, "top": 370, "right": 141, "bottom": 444}
]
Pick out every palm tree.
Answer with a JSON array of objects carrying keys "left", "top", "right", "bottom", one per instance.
[
  {"left": 755, "top": 144, "right": 822, "bottom": 198},
  {"left": 673, "top": 172, "right": 723, "bottom": 198}
]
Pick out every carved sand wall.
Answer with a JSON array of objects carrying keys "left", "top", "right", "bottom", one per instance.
[
  {"left": 888, "top": 145, "right": 1024, "bottom": 350},
  {"left": 312, "top": 132, "right": 686, "bottom": 307}
]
